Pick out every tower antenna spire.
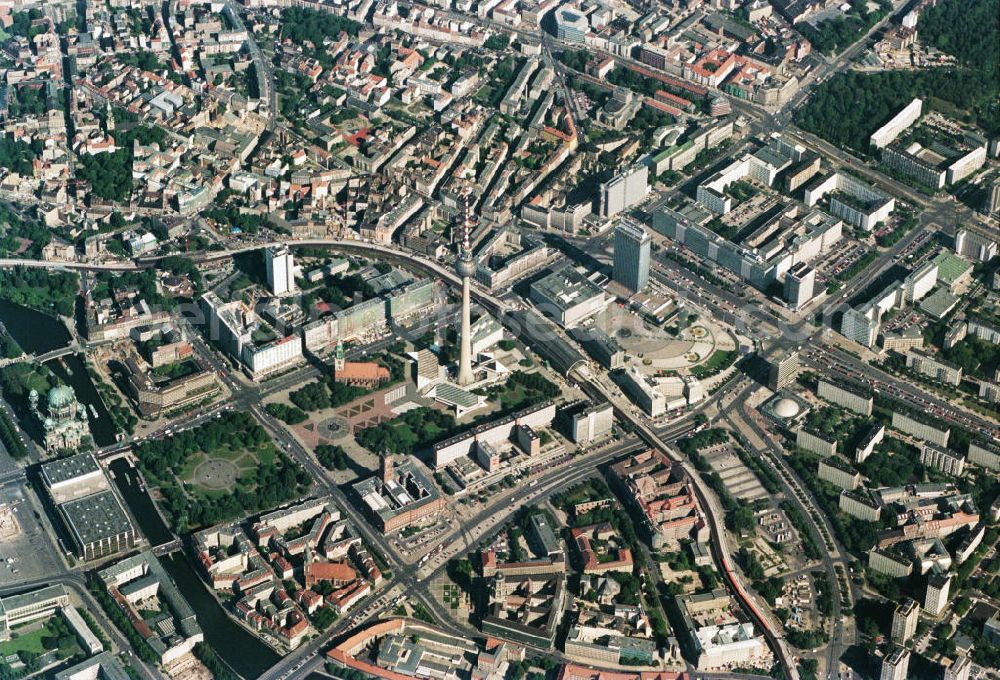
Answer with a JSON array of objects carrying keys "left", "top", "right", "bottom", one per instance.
[{"left": 462, "top": 193, "right": 472, "bottom": 253}]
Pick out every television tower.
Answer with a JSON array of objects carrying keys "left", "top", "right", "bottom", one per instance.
[{"left": 455, "top": 198, "right": 475, "bottom": 386}]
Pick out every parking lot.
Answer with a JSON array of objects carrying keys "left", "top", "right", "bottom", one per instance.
[
  {"left": 0, "top": 483, "right": 65, "bottom": 588},
  {"left": 700, "top": 442, "right": 769, "bottom": 503}
]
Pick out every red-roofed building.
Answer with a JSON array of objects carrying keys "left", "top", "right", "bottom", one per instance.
[
  {"left": 654, "top": 90, "right": 694, "bottom": 111},
  {"left": 280, "top": 611, "right": 310, "bottom": 648},
  {"left": 571, "top": 523, "right": 634, "bottom": 575},
  {"left": 609, "top": 450, "right": 709, "bottom": 548},
  {"left": 558, "top": 664, "right": 688, "bottom": 680},
  {"left": 481, "top": 549, "right": 497, "bottom": 574},
  {"left": 334, "top": 361, "right": 390, "bottom": 389},
  {"left": 350, "top": 543, "right": 383, "bottom": 584},
  {"left": 305, "top": 561, "right": 358, "bottom": 588},
  {"left": 297, "top": 589, "right": 323, "bottom": 614},
  {"left": 271, "top": 553, "right": 294, "bottom": 580},
  {"left": 591, "top": 57, "right": 615, "bottom": 79},
  {"left": 345, "top": 128, "right": 372, "bottom": 147},
  {"left": 643, "top": 98, "right": 683, "bottom": 117},
  {"left": 683, "top": 49, "right": 739, "bottom": 87},
  {"left": 328, "top": 649, "right": 413, "bottom": 680},
  {"left": 326, "top": 579, "right": 371, "bottom": 613}
]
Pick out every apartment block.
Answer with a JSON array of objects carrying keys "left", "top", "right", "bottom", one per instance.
[
  {"left": 870, "top": 99, "right": 922, "bottom": 148},
  {"left": 854, "top": 424, "right": 885, "bottom": 464},
  {"left": 955, "top": 228, "right": 998, "bottom": 262},
  {"left": 891, "top": 411, "right": 950, "bottom": 447},
  {"left": 766, "top": 349, "right": 798, "bottom": 391},
  {"left": 265, "top": 245, "right": 296, "bottom": 297},
  {"left": 817, "top": 378, "right": 873, "bottom": 415},
  {"left": 796, "top": 428, "right": 837, "bottom": 457},
  {"left": 969, "top": 316, "right": 1000, "bottom": 344},
  {"left": 944, "top": 657, "right": 972, "bottom": 680},
  {"left": 955, "top": 524, "right": 985, "bottom": 564},
  {"left": 920, "top": 444, "right": 966, "bottom": 477},
  {"left": 841, "top": 490, "right": 882, "bottom": 522},
  {"left": 881, "top": 325, "right": 925, "bottom": 352},
  {"left": 868, "top": 547, "right": 912, "bottom": 578},
  {"left": 904, "top": 261, "right": 938, "bottom": 303},
  {"left": 840, "top": 306, "right": 880, "bottom": 348},
  {"left": 924, "top": 571, "right": 951, "bottom": 616},
  {"left": 880, "top": 646, "right": 910, "bottom": 680},
  {"left": 906, "top": 349, "right": 963, "bottom": 386},
  {"left": 890, "top": 598, "right": 919, "bottom": 644},
  {"left": 803, "top": 171, "right": 895, "bottom": 230},
  {"left": 568, "top": 402, "right": 614, "bottom": 445},
  {"left": 969, "top": 440, "right": 1000, "bottom": 470},
  {"left": 613, "top": 219, "right": 651, "bottom": 293},
  {"left": 979, "top": 381, "right": 1000, "bottom": 404},
  {"left": 881, "top": 145, "right": 947, "bottom": 190},
  {"left": 784, "top": 263, "right": 815, "bottom": 309},
  {"left": 600, "top": 165, "right": 648, "bottom": 219},
  {"left": 818, "top": 458, "right": 861, "bottom": 490}
]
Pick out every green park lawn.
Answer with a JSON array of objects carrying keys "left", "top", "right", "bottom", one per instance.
[
  {"left": 690, "top": 349, "right": 737, "bottom": 378},
  {"left": 0, "top": 617, "right": 80, "bottom": 659},
  {"left": 0, "top": 625, "right": 49, "bottom": 656},
  {"left": 177, "top": 442, "right": 278, "bottom": 498}
]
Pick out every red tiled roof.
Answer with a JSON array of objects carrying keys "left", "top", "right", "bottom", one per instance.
[
  {"left": 305, "top": 561, "right": 357, "bottom": 585},
  {"left": 336, "top": 361, "right": 390, "bottom": 383}
]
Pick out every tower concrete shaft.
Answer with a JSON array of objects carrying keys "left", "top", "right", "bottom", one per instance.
[
  {"left": 457, "top": 271, "right": 474, "bottom": 385},
  {"left": 456, "top": 196, "right": 475, "bottom": 386}
]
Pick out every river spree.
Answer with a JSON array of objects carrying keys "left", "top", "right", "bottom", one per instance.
[
  {"left": 110, "top": 459, "right": 280, "bottom": 678},
  {"left": 162, "top": 553, "right": 281, "bottom": 678},
  {"left": 109, "top": 459, "right": 173, "bottom": 546},
  {"left": 0, "top": 299, "right": 72, "bottom": 354},
  {"left": 45, "top": 353, "right": 116, "bottom": 447},
  {"left": 3, "top": 300, "right": 281, "bottom": 678},
  {"left": 0, "top": 300, "right": 117, "bottom": 447}
]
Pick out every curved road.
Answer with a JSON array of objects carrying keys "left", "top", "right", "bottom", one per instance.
[
  {"left": 7, "top": 239, "right": 802, "bottom": 677},
  {"left": 573, "top": 366, "right": 799, "bottom": 680}
]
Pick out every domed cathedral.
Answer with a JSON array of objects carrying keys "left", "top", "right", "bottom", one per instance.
[{"left": 29, "top": 384, "right": 91, "bottom": 454}]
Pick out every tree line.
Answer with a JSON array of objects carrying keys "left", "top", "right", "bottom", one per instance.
[
  {"left": 796, "top": 0, "right": 999, "bottom": 148},
  {"left": 133, "top": 411, "right": 311, "bottom": 530},
  {"left": 0, "top": 267, "right": 78, "bottom": 316}
]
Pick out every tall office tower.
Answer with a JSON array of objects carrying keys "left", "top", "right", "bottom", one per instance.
[
  {"left": 414, "top": 349, "right": 440, "bottom": 389},
  {"left": 841, "top": 306, "right": 880, "bottom": 348},
  {"left": 944, "top": 657, "right": 972, "bottom": 680},
  {"left": 985, "top": 180, "right": 1000, "bottom": 215},
  {"left": 784, "top": 262, "right": 816, "bottom": 309},
  {"left": 265, "top": 245, "right": 296, "bottom": 296},
  {"left": 954, "top": 228, "right": 998, "bottom": 262},
  {"left": 924, "top": 571, "right": 952, "bottom": 616},
  {"left": 903, "top": 261, "right": 938, "bottom": 303},
  {"left": 613, "top": 220, "right": 651, "bottom": 292},
  {"left": 890, "top": 598, "right": 920, "bottom": 644},
  {"left": 880, "top": 647, "right": 910, "bottom": 680},
  {"left": 766, "top": 349, "right": 799, "bottom": 391},
  {"left": 455, "top": 203, "right": 475, "bottom": 386},
  {"left": 599, "top": 165, "right": 649, "bottom": 218}
]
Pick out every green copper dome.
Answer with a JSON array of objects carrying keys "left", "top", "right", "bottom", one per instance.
[{"left": 48, "top": 385, "right": 75, "bottom": 409}]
